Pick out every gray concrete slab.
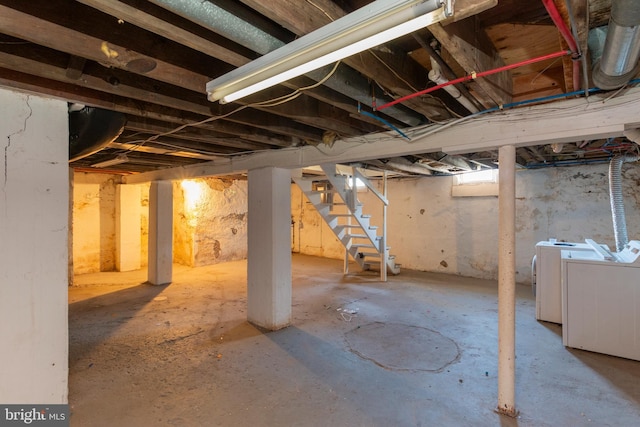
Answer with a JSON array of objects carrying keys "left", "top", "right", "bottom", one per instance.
[{"left": 69, "top": 254, "right": 640, "bottom": 426}]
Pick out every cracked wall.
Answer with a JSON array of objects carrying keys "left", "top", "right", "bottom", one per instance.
[
  {"left": 72, "top": 175, "right": 247, "bottom": 273},
  {"left": 0, "top": 88, "right": 69, "bottom": 403},
  {"left": 174, "top": 177, "right": 248, "bottom": 267}
]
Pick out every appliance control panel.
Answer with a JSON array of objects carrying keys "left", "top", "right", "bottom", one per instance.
[{"left": 617, "top": 240, "right": 640, "bottom": 264}]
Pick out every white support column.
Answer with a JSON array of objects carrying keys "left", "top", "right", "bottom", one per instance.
[
  {"left": 116, "top": 184, "right": 141, "bottom": 272},
  {"left": 148, "top": 181, "right": 173, "bottom": 285},
  {"left": 247, "top": 167, "right": 292, "bottom": 330},
  {"left": 0, "top": 89, "right": 69, "bottom": 403},
  {"left": 497, "top": 145, "right": 517, "bottom": 416},
  {"left": 380, "top": 170, "right": 388, "bottom": 282}
]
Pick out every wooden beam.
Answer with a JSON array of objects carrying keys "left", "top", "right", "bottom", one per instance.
[
  {"left": 76, "top": 0, "right": 250, "bottom": 68},
  {"left": 122, "top": 122, "right": 274, "bottom": 152},
  {"left": 0, "top": 4, "right": 209, "bottom": 93},
  {"left": 0, "top": 50, "right": 310, "bottom": 146},
  {"left": 0, "top": 0, "right": 365, "bottom": 140},
  {"left": 239, "top": 0, "right": 453, "bottom": 121},
  {"left": 0, "top": 65, "right": 323, "bottom": 143},
  {"left": 445, "top": 0, "right": 499, "bottom": 23},
  {"left": 76, "top": 0, "right": 395, "bottom": 131},
  {"left": 430, "top": 15, "right": 513, "bottom": 107},
  {"left": 123, "top": 88, "right": 640, "bottom": 183},
  {"left": 65, "top": 55, "right": 86, "bottom": 80}
]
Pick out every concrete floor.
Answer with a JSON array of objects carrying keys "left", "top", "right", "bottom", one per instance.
[{"left": 69, "top": 254, "right": 640, "bottom": 426}]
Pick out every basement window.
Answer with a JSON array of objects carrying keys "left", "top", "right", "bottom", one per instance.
[
  {"left": 452, "top": 169, "right": 499, "bottom": 197},
  {"left": 347, "top": 177, "right": 367, "bottom": 191}
]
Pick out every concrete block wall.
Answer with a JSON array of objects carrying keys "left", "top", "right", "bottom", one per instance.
[{"left": 291, "top": 163, "right": 640, "bottom": 283}]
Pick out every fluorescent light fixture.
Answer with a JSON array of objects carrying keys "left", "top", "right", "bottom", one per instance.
[
  {"left": 207, "top": 0, "right": 452, "bottom": 104},
  {"left": 91, "top": 153, "right": 129, "bottom": 168}
]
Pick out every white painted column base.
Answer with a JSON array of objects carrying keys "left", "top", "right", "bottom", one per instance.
[
  {"left": 247, "top": 167, "right": 292, "bottom": 330},
  {"left": 148, "top": 181, "right": 173, "bottom": 285}
]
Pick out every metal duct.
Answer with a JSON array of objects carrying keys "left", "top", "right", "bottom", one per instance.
[
  {"left": 69, "top": 106, "right": 126, "bottom": 162},
  {"left": 367, "top": 158, "right": 433, "bottom": 176},
  {"left": 593, "top": 0, "right": 640, "bottom": 90},
  {"left": 609, "top": 153, "right": 639, "bottom": 251},
  {"left": 150, "top": 0, "right": 424, "bottom": 126}
]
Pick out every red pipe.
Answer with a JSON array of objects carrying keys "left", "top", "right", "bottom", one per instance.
[
  {"left": 377, "top": 50, "right": 570, "bottom": 111},
  {"left": 541, "top": 0, "right": 578, "bottom": 53},
  {"left": 542, "top": 0, "right": 582, "bottom": 91}
]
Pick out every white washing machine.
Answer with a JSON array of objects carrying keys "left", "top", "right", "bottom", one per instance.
[
  {"left": 533, "top": 240, "right": 606, "bottom": 324},
  {"left": 561, "top": 240, "right": 640, "bottom": 361}
]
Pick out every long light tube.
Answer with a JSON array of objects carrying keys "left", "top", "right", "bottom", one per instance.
[{"left": 207, "top": 0, "right": 450, "bottom": 104}]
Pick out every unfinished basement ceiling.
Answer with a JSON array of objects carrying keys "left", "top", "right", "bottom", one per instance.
[{"left": 0, "top": 0, "right": 635, "bottom": 175}]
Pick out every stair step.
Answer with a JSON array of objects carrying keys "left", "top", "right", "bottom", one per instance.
[
  {"left": 309, "top": 189, "right": 337, "bottom": 194},
  {"left": 295, "top": 166, "right": 400, "bottom": 279},
  {"left": 357, "top": 252, "right": 381, "bottom": 258},
  {"left": 296, "top": 176, "right": 329, "bottom": 182},
  {"left": 318, "top": 202, "right": 347, "bottom": 207},
  {"left": 352, "top": 244, "right": 376, "bottom": 249}
]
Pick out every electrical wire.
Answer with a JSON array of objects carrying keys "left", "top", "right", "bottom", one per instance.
[
  {"left": 406, "top": 78, "right": 640, "bottom": 142},
  {"left": 118, "top": 60, "right": 342, "bottom": 157},
  {"left": 377, "top": 50, "right": 571, "bottom": 111}
]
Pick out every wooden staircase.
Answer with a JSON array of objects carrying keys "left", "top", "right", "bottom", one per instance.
[{"left": 293, "top": 164, "right": 400, "bottom": 280}]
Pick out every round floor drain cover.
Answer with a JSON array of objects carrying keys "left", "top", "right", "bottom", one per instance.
[{"left": 345, "top": 322, "right": 459, "bottom": 371}]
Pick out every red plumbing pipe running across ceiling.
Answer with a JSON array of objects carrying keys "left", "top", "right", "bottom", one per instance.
[{"left": 376, "top": 50, "right": 571, "bottom": 111}]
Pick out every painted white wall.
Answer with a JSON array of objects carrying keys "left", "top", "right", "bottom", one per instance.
[
  {"left": 116, "top": 184, "right": 142, "bottom": 271},
  {"left": 0, "top": 88, "right": 69, "bottom": 403},
  {"left": 72, "top": 172, "right": 149, "bottom": 274},
  {"left": 291, "top": 163, "right": 640, "bottom": 283},
  {"left": 72, "top": 172, "right": 117, "bottom": 273}
]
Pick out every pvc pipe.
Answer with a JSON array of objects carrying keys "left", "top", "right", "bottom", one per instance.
[
  {"left": 429, "top": 58, "right": 479, "bottom": 113},
  {"left": 377, "top": 50, "right": 570, "bottom": 111},
  {"left": 497, "top": 145, "right": 517, "bottom": 417}
]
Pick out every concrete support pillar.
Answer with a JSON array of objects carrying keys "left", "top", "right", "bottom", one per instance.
[
  {"left": 148, "top": 181, "right": 173, "bottom": 285},
  {"left": 116, "top": 184, "right": 141, "bottom": 272},
  {"left": 247, "top": 167, "right": 292, "bottom": 330},
  {"left": 497, "top": 145, "right": 517, "bottom": 416},
  {"left": 0, "top": 89, "right": 69, "bottom": 403}
]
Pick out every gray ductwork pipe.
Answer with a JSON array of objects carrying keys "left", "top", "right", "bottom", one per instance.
[
  {"left": 593, "top": 0, "right": 640, "bottom": 90},
  {"left": 609, "top": 154, "right": 639, "bottom": 252},
  {"left": 149, "top": 0, "right": 424, "bottom": 126}
]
